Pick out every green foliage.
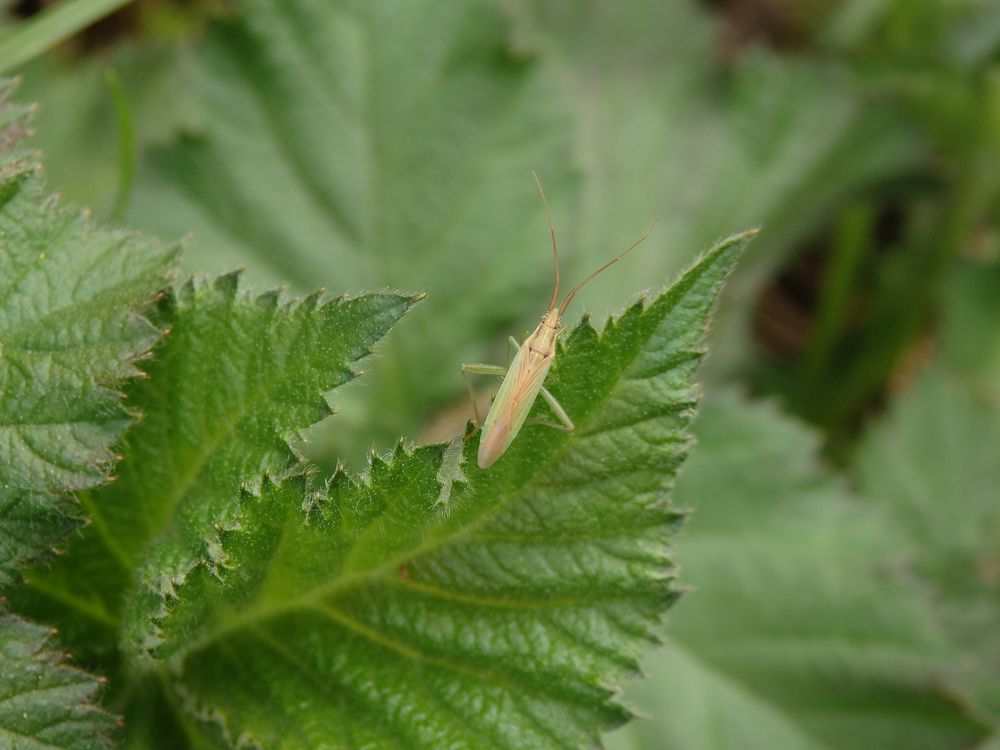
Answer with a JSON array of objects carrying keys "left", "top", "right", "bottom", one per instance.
[
  {"left": 0, "top": 0, "right": 132, "bottom": 74},
  {"left": 0, "top": 78, "right": 178, "bottom": 582},
  {"left": 13, "top": 278, "right": 418, "bottom": 667},
  {"left": 0, "top": 76, "right": 176, "bottom": 750},
  {"left": 0, "top": 87, "right": 175, "bottom": 495},
  {"left": 2, "top": 0, "right": 998, "bottom": 746},
  {"left": 17, "top": 44, "right": 197, "bottom": 221},
  {"left": 753, "top": 0, "right": 1000, "bottom": 449},
  {"left": 941, "top": 256, "right": 1000, "bottom": 400},
  {"left": 0, "top": 613, "right": 115, "bottom": 749},
  {"left": 859, "top": 367, "right": 1000, "bottom": 730},
  {"left": 14, "top": 223, "right": 751, "bottom": 746},
  {"left": 606, "top": 393, "right": 986, "bottom": 750}
]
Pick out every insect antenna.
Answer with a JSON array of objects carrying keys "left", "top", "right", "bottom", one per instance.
[
  {"left": 558, "top": 217, "right": 661, "bottom": 315},
  {"left": 533, "top": 171, "right": 560, "bottom": 311}
]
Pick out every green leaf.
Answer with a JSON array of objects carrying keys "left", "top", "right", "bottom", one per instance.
[
  {"left": 0, "top": 612, "right": 115, "bottom": 749},
  {"left": 116, "top": 233, "right": 752, "bottom": 748},
  {"left": 0, "top": 491, "right": 80, "bottom": 588},
  {"left": 605, "top": 393, "right": 987, "bottom": 750},
  {"left": 11, "top": 277, "right": 420, "bottom": 667},
  {"left": 0, "top": 0, "right": 133, "bottom": 74},
  {"left": 0, "top": 85, "right": 176, "bottom": 495},
  {"left": 126, "top": 0, "right": 576, "bottom": 454},
  {"left": 858, "top": 366, "right": 1000, "bottom": 727},
  {"left": 0, "top": 79, "right": 178, "bottom": 581}
]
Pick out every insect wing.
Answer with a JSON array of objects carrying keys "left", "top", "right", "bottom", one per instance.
[{"left": 478, "top": 343, "right": 553, "bottom": 468}]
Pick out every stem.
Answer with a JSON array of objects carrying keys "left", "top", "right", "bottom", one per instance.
[
  {"left": 801, "top": 203, "right": 873, "bottom": 378},
  {"left": 0, "top": 0, "right": 134, "bottom": 74},
  {"left": 105, "top": 67, "right": 135, "bottom": 221}
]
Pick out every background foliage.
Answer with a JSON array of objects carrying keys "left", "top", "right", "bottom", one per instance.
[{"left": 0, "top": 0, "right": 998, "bottom": 748}]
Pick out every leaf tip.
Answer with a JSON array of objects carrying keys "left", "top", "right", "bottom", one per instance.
[
  {"left": 715, "top": 226, "right": 760, "bottom": 258},
  {"left": 254, "top": 288, "right": 281, "bottom": 311},
  {"left": 213, "top": 269, "right": 242, "bottom": 298}
]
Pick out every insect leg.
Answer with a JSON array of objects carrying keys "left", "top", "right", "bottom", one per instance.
[
  {"left": 462, "top": 363, "right": 507, "bottom": 377},
  {"left": 506, "top": 336, "right": 521, "bottom": 368},
  {"left": 461, "top": 363, "right": 507, "bottom": 426},
  {"left": 526, "top": 385, "right": 575, "bottom": 432}
]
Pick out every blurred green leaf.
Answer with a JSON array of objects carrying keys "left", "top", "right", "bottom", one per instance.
[
  {"left": 825, "top": 0, "right": 1000, "bottom": 68},
  {"left": 17, "top": 43, "right": 197, "bottom": 219},
  {"left": 941, "top": 255, "right": 1000, "bottom": 401},
  {"left": 858, "top": 367, "right": 1000, "bottom": 729},
  {"left": 508, "top": 0, "right": 927, "bottom": 375},
  {"left": 605, "top": 393, "right": 986, "bottom": 750},
  {"left": 103, "top": 67, "right": 136, "bottom": 221},
  {"left": 0, "top": 0, "right": 132, "bottom": 74},
  {"left": 125, "top": 0, "right": 576, "bottom": 458},
  {"left": 0, "top": 613, "right": 115, "bottom": 749},
  {"left": 0, "top": 490, "right": 80, "bottom": 588}
]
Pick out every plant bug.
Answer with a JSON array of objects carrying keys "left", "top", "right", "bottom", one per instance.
[{"left": 463, "top": 174, "right": 658, "bottom": 469}]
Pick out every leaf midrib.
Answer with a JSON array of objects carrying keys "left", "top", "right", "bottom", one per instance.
[{"left": 262, "top": 601, "right": 607, "bottom": 713}]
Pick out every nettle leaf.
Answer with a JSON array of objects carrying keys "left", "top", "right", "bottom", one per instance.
[
  {"left": 605, "top": 393, "right": 987, "bottom": 750},
  {"left": 0, "top": 613, "right": 115, "bottom": 749},
  {"left": 12, "top": 278, "right": 419, "bottom": 668},
  {"left": 0, "top": 103, "right": 178, "bottom": 495},
  {"left": 0, "top": 491, "right": 79, "bottom": 587},
  {"left": 858, "top": 367, "right": 1000, "bottom": 727},
  {"left": 121, "top": 232, "right": 753, "bottom": 749},
  {"left": 0, "top": 80, "right": 178, "bottom": 581}
]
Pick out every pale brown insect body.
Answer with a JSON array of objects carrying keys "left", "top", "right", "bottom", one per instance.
[
  {"left": 476, "top": 307, "right": 561, "bottom": 468},
  {"left": 464, "top": 174, "right": 658, "bottom": 469}
]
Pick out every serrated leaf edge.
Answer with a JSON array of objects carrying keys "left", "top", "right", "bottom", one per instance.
[{"left": 127, "top": 276, "right": 423, "bottom": 664}]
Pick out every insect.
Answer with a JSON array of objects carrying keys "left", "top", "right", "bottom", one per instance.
[{"left": 463, "top": 174, "right": 658, "bottom": 469}]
